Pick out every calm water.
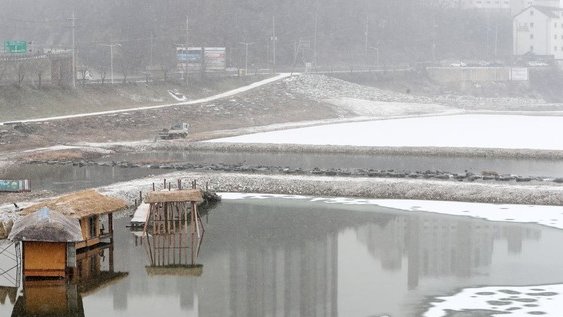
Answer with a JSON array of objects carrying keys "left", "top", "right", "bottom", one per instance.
[
  {"left": 1, "top": 197, "right": 563, "bottom": 316},
  {"left": 0, "top": 164, "right": 168, "bottom": 193},
  {"left": 2, "top": 151, "right": 562, "bottom": 194},
  {"left": 111, "top": 151, "right": 563, "bottom": 177}
]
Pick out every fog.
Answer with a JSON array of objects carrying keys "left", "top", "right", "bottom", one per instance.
[{"left": 0, "top": 0, "right": 512, "bottom": 72}]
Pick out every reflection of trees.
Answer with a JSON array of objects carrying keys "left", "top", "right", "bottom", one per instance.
[{"left": 355, "top": 214, "right": 541, "bottom": 289}]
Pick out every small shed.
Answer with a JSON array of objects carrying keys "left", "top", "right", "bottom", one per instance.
[
  {"left": 8, "top": 208, "right": 82, "bottom": 278},
  {"left": 142, "top": 189, "right": 205, "bottom": 270},
  {"left": 19, "top": 190, "right": 127, "bottom": 249}
]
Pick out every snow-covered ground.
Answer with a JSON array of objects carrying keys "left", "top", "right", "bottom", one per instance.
[{"left": 209, "top": 114, "right": 563, "bottom": 150}]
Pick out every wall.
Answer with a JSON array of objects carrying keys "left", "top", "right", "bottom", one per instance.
[
  {"left": 23, "top": 242, "right": 66, "bottom": 277},
  {"left": 426, "top": 66, "right": 513, "bottom": 82}
]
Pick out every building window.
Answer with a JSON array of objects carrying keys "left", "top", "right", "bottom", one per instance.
[
  {"left": 530, "top": 10, "right": 534, "bottom": 15},
  {"left": 530, "top": 22, "right": 534, "bottom": 28},
  {"left": 530, "top": 45, "right": 534, "bottom": 51},
  {"left": 530, "top": 34, "right": 534, "bottom": 39}
]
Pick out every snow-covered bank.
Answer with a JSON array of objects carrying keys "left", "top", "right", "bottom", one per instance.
[
  {"left": 209, "top": 114, "right": 563, "bottom": 150},
  {"left": 221, "top": 193, "right": 563, "bottom": 230},
  {"left": 9, "top": 170, "right": 555, "bottom": 212}
]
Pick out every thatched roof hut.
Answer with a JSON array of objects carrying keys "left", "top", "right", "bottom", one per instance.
[
  {"left": 144, "top": 189, "right": 203, "bottom": 204},
  {"left": 21, "top": 190, "right": 127, "bottom": 219},
  {"left": 9, "top": 207, "right": 83, "bottom": 242}
]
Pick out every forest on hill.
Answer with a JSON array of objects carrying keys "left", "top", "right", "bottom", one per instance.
[{"left": 0, "top": 0, "right": 512, "bottom": 73}]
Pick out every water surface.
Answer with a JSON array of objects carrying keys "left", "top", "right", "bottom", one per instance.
[{"left": 1, "top": 197, "right": 562, "bottom": 316}]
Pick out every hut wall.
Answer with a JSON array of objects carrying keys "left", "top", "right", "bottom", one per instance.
[
  {"left": 77, "top": 216, "right": 100, "bottom": 249},
  {"left": 23, "top": 242, "right": 66, "bottom": 277}
]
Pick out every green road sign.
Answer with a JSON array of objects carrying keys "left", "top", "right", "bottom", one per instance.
[{"left": 4, "top": 40, "right": 27, "bottom": 54}]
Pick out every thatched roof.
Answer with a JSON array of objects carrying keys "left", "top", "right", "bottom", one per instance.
[
  {"left": 145, "top": 189, "right": 203, "bottom": 204},
  {"left": 21, "top": 190, "right": 127, "bottom": 219},
  {"left": 9, "top": 207, "right": 83, "bottom": 242}
]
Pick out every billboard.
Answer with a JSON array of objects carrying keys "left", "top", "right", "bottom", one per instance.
[
  {"left": 510, "top": 67, "right": 528, "bottom": 81},
  {"left": 4, "top": 40, "right": 28, "bottom": 54},
  {"left": 204, "top": 47, "right": 226, "bottom": 71},
  {"left": 0, "top": 179, "right": 30, "bottom": 192},
  {"left": 177, "top": 47, "right": 225, "bottom": 72}
]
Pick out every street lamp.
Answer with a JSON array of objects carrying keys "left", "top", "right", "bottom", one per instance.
[
  {"left": 239, "top": 42, "right": 254, "bottom": 75},
  {"left": 100, "top": 43, "right": 121, "bottom": 84}
]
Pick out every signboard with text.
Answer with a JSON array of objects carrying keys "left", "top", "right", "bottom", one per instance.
[
  {"left": 4, "top": 40, "right": 28, "bottom": 54},
  {"left": 0, "top": 179, "right": 31, "bottom": 192}
]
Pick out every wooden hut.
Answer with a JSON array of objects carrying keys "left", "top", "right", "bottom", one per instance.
[
  {"left": 19, "top": 190, "right": 127, "bottom": 249},
  {"left": 9, "top": 190, "right": 127, "bottom": 278},
  {"left": 9, "top": 208, "right": 83, "bottom": 278}
]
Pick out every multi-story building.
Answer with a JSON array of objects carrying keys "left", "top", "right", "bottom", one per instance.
[{"left": 513, "top": 5, "right": 563, "bottom": 59}]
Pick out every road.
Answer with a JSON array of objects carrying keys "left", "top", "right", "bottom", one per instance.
[{"left": 1, "top": 73, "right": 293, "bottom": 126}]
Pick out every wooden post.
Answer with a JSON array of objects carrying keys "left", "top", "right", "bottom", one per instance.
[
  {"left": 178, "top": 179, "right": 182, "bottom": 190},
  {"left": 152, "top": 183, "right": 155, "bottom": 191},
  {"left": 164, "top": 179, "right": 166, "bottom": 189},
  {"left": 139, "top": 191, "right": 143, "bottom": 203},
  {"left": 108, "top": 213, "right": 114, "bottom": 243},
  {"left": 190, "top": 201, "right": 195, "bottom": 265}
]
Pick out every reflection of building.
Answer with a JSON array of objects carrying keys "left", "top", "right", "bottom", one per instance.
[
  {"left": 225, "top": 234, "right": 338, "bottom": 317},
  {"left": 355, "top": 214, "right": 541, "bottom": 289}
]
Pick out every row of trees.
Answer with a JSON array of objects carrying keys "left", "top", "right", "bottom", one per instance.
[{"left": 0, "top": 0, "right": 513, "bottom": 79}]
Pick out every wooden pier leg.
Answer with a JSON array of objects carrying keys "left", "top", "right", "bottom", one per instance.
[
  {"left": 191, "top": 202, "right": 195, "bottom": 265},
  {"left": 109, "top": 213, "right": 114, "bottom": 243}
]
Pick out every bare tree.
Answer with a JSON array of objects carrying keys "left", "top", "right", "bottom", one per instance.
[
  {"left": 16, "top": 63, "right": 26, "bottom": 88},
  {"left": 100, "top": 68, "right": 107, "bottom": 85}
]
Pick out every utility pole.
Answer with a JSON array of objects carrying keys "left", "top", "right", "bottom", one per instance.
[
  {"left": 364, "top": 16, "right": 369, "bottom": 61},
  {"left": 314, "top": 13, "right": 318, "bottom": 69},
  {"left": 271, "top": 16, "right": 277, "bottom": 74},
  {"left": 239, "top": 42, "right": 254, "bottom": 75},
  {"left": 185, "top": 16, "right": 189, "bottom": 87},
  {"left": 68, "top": 12, "right": 78, "bottom": 89},
  {"left": 99, "top": 43, "right": 121, "bottom": 84}
]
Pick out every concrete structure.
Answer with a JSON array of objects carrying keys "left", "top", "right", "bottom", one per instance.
[{"left": 513, "top": 5, "right": 563, "bottom": 59}]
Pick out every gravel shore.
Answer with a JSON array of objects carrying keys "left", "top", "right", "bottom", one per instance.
[{"left": 95, "top": 171, "right": 563, "bottom": 207}]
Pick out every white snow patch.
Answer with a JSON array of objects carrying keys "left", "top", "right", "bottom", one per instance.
[
  {"left": 220, "top": 193, "right": 563, "bottom": 230},
  {"left": 167, "top": 90, "right": 187, "bottom": 102},
  {"left": 131, "top": 203, "right": 150, "bottom": 223},
  {"left": 209, "top": 114, "right": 563, "bottom": 150},
  {"left": 424, "top": 284, "right": 563, "bottom": 317},
  {"left": 323, "top": 97, "right": 455, "bottom": 117},
  {"left": 22, "top": 144, "right": 113, "bottom": 154}
]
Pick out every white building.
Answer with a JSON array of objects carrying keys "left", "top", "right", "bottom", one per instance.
[{"left": 513, "top": 5, "right": 563, "bottom": 59}]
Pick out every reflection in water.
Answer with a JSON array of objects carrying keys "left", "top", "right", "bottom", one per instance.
[
  {"left": 9, "top": 244, "right": 127, "bottom": 317},
  {"left": 0, "top": 198, "right": 560, "bottom": 317},
  {"left": 356, "top": 216, "right": 540, "bottom": 290}
]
